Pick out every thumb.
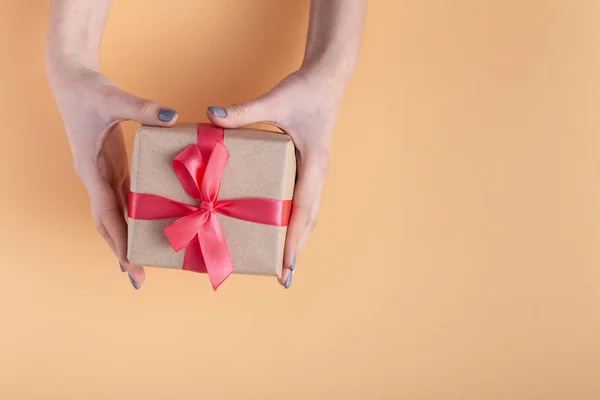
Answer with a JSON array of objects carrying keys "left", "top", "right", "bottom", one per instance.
[
  {"left": 110, "top": 89, "right": 179, "bottom": 127},
  {"left": 207, "top": 93, "right": 278, "bottom": 129}
]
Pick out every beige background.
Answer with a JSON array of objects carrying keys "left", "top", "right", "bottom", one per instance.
[{"left": 1, "top": 1, "right": 600, "bottom": 399}]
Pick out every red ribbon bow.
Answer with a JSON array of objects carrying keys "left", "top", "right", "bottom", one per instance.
[{"left": 128, "top": 123, "right": 292, "bottom": 290}]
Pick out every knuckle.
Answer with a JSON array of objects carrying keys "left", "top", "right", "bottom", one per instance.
[
  {"left": 73, "top": 158, "right": 93, "bottom": 181},
  {"left": 316, "top": 157, "right": 330, "bottom": 175},
  {"left": 229, "top": 103, "right": 246, "bottom": 118},
  {"left": 307, "top": 154, "right": 330, "bottom": 177},
  {"left": 97, "top": 86, "right": 122, "bottom": 120},
  {"left": 264, "top": 92, "right": 289, "bottom": 121},
  {"left": 138, "top": 99, "right": 154, "bottom": 115},
  {"left": 95, "top": 221, "right": 106, "bottom": 237},
  {"left": 291, "top": 202, "right": 310, "bottom": 218},
  {"left": 114, "top": 229, "right": 127, "bottom": 244},
  {"left": 100, "top": 85, "right": 119, "bottom": 104}
]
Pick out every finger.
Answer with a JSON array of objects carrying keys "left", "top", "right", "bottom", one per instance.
[
  {"left": 95, "top": 207, "right": 140, "bottom": 279},
  {"left": 117, "top": 175, "right": 139, "bottom": 276},
  {"left": 280, "top": 160, "right": 324, "bottom": 286},
  {"left": 120, "top": 175, "right": 131, "bottom": 216},
  {"left": 96, "top": 219, "right": 118, "bottom": 257},
  {"left": 207, "top": 91, "right": 285, "bottom": 129},
  {"left": 102, "top": 207, "right": 146, "bottom": 288},
  {"left": 108, "top": 89, "right": 179, "bottom": 127},
  {"left": 296, "top": 184, "right": 323, "bottom": 253},
  {"left": 89, "top": 173, "right": 146, "bottom": 289}
]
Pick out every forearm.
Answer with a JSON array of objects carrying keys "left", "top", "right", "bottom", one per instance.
[
  {"left": 46, "top": 0, "right": 113, "bottom": 72},
  {"left": 301, "top": 0, "right": 367, "bottom": 85}
]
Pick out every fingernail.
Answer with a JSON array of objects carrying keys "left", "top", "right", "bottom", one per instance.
[
  {"left": 128, "top": 273, "right": 140, "bottom": 290},
  {"left": 119, "top": 263, "right": 125, "bottom": 273},
  {"left": 290, "top": 255, "right": 297, "bottom": 272},
  {"left": 208, "top": 106, "right": 227, "bottom": 118},
  {"left": 158, "top": 108, "right": 177, "bottom": 122},
  {"left": 284, "top": 270, "right": 294, "bottom": 289}
]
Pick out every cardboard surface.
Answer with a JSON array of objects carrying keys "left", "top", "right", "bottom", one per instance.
[{"left": 127, "top": 123, "right": 296, "bottom": 277}]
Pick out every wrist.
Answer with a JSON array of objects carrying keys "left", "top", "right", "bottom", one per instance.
[
  {"left": 45, "top": 1, "right": 109, "bottom": 75},
  {"left": 46, "top": 43, "right": 100, "bottom": 77},
  {"left": 297, "top": 57, "right": 356, "bottom": 96},
  {"left": 45, "top": 49, "right": 104, "bottom": 99}
]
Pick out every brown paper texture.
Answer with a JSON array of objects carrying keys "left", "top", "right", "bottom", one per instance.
[{"left": 127, "top": 123, "right": 296, "bottom": 278}]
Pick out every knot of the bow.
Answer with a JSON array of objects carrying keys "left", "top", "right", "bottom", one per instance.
[
  {"left": 200, "top": 200, "right": 215, "bottom": 212},
  {"left": 162, "top": 140, "right": 232, "bottom": 290}
]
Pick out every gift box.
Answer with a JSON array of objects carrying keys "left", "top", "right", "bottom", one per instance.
[{"left": 127, "top": 122, "right": 296, "bottom": 289}]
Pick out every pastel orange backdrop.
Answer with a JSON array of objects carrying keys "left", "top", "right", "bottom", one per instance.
[{"left": 1, "top": 1, "right": 600, "bottom": 399}]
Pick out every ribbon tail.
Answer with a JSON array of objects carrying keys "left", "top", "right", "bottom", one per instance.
[
  {"left": 197, "top": 213, "right": 234, "bottom": 291},
  {"left": 216, "top": 198, "right": 292, "bottom": 226},
  {"left": 128, "top": 192, "right": 199, "bottom": 219},
  {"left": 182, "top": 238, "right": 207, "bottom": 274},
  {"left": 164, "top": 211, "right": 209, "bottom": 252},
  {"left": 173, "top": 145, "right": 205, "bottom": 200}
]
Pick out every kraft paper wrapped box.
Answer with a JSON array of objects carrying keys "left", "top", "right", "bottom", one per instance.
[{"left": 127, "top": 122, "right": 296, "bottom": 289}]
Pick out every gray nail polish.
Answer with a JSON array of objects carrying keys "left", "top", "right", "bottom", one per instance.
[
  {"left": 128, "top": 273, "right": 140, "bottom": 290},
  {"left": 158, "top": 108, "right": 177, "bottom": 122},
  {"left": 284, "top": 270, "right": 293, "bottom": 289},
  {"left": 290, "top": 255, "right": 296, "bottom": 272},
  {"left": 208, "top": 106, "right": 227, "bottom": 118},
  {"left": 120, "top": 263, "right": 125, "bottom": 273}
]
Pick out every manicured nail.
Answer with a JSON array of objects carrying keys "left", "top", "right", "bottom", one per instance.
[
  {"left": 290, "top": 255, "right": 297, "bottom": 272},
  {"left": 208, "top": 106, "right": 227, "bottom": 118},
  {"left": 128, "top": 273, "right": 140, "bottom": 290},
  {"left": 158, "top": 108, "right": 177, "bottom": 122},
  {"left": 119, "top": 263, "right": 125, "bottom": 273},
  {"left": 284, "top": 270, "right": 294, "bottom": 289}
]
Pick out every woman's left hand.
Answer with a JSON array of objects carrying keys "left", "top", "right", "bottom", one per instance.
[{"left": 207, "top": 68, "right": 346, "bottom": 288}]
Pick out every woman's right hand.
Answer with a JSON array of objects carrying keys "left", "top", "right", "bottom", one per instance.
[{"left": 46, "top": 61, "right": 178, "bottom": 289}]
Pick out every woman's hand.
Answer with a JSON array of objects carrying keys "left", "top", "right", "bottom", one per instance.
[
  {"left": 47, "top": 61, "right": 178, "bottom": 289},
  {"left": 46, "top": 0, "right": 180, "bottom": 289},
  {"left": 207, "top": 68, "right": 346, "bottom": 288},
  {"left": 206, "top": 0, "right": 366, "bottom": 288}
]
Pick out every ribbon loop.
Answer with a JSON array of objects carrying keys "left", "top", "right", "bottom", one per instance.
[
  {"left": 200, "top": 142, "right": 229, "bottom": 203},
  {"left": 173, "top": 144, "right": 205, "bottom": 200}
]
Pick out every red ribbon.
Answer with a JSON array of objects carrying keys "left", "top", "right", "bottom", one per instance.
[{"left": 128, "top": 123, "right": 292, "bottom": 290}]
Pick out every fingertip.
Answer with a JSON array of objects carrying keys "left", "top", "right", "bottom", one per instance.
[
  {"left": 127, "top": 266, "right": 146, "bottom": 288},
  {"left": 206, "top": 106, "right": 230, "bottom": 128},
  {"left": 128, "top": 273, "right": 140, "bottom": 290},
  {"left": 284, "top": 271, "right": 293, "bottom": 289},
  {"left": 157, "top": 108, "right": 179, "bottom": 127},
  {"left": 283, "top": 250, "right": 296, "bottom": 269},
  {"left": 208, "top": 106, "right": 227, "bottom": 118},
  {"left": 206, "top": 113, "right": 219, "bottom": 127},
  {"left": 279, "top": 268, "right": 291, "bottom": 286}
]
